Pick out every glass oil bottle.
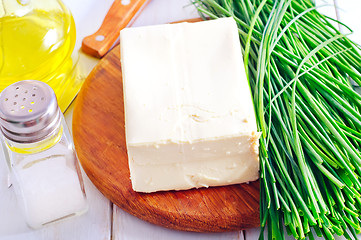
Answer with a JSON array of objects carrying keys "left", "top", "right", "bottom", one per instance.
[{"left": 0, "top": 0, "right": 79, "bottom": 111}]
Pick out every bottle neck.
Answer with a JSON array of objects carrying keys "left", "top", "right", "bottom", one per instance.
[{"left": 4, "top": 125, "right": 63, "bottom": 154}]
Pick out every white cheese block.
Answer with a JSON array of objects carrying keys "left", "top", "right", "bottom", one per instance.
[{"left": 120, "top": 17, "right": 260, "bottom": 193}]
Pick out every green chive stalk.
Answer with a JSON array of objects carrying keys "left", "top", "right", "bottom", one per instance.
[{"left": 193, "top": 0, "right": 361, "bottom": 239}]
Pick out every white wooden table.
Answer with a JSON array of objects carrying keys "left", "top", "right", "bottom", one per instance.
[{"left": 1, "top": 0, "right": 361, "bottom": 239}]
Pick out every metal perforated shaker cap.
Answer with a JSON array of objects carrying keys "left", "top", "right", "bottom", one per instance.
[{"left": 0, "top": 80, "right": 61, "bottom": 143}]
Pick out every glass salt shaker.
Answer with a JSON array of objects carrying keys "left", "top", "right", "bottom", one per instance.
[{"left": 0, "top": 80, "right": 88, "bottom": 229}]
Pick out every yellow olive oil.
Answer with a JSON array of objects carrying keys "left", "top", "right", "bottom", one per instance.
[{"left": 0, "top": 8, "right": 78, "bottom": 111}]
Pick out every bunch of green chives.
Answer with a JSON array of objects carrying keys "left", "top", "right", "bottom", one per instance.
[{"left": 193, "top": 0, "right": 361, "bottom": 239}]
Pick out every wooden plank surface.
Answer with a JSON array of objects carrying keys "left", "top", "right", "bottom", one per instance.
[{"left": 112, "top": 207, "right": 244, "bottom": 240}]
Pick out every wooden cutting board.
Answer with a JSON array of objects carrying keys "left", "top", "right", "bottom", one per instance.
[{"left": 73, "top": 43, "right": 260, "bottom": 232}]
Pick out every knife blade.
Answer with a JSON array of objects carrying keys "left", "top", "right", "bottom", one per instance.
[{"left": 63, "top": 0, "right": 148, "bottom": 116}]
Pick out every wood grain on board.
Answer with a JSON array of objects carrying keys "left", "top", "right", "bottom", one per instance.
[{"left": 73, "top": 40, "right": 260, "bottom": 232}]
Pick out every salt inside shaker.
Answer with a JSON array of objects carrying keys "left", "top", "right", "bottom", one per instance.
[{"left": 0, "top": 80, "right": 88, "bottom": 228}]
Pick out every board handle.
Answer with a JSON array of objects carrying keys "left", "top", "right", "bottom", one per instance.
[{"left": 82, "top": 0, "right": 148, "bottom": 58}]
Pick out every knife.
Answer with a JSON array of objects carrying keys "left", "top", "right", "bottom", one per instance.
[{"left": 82, "top": 0, "right": 149, "bottom": 58}]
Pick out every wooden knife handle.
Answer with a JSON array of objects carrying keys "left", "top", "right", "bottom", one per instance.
[{"left": 82, "top": 0, "right": 148, "bottom": 58}]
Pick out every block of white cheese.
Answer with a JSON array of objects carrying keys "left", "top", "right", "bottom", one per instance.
[{"left": 120, "top": 17, "right": 260, "bottom": 193}]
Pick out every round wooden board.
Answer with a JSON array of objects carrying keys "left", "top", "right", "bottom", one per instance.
[{"left": 73, "top": 44, "right": 260, "bottom": 232}]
